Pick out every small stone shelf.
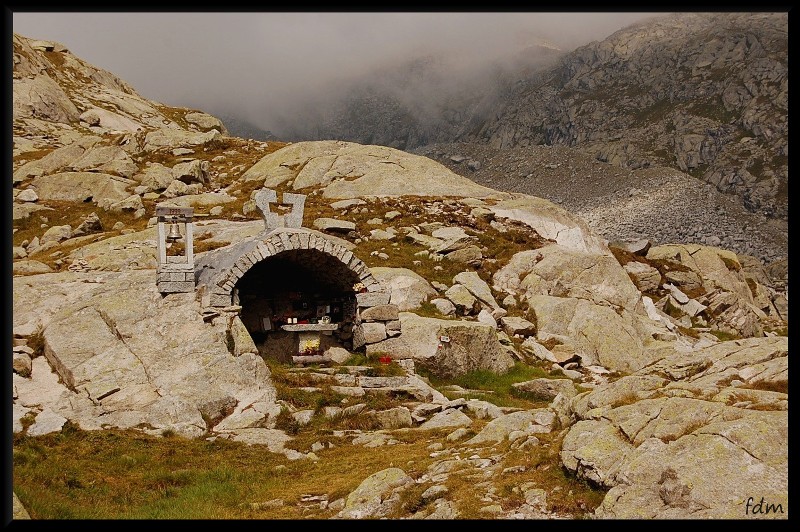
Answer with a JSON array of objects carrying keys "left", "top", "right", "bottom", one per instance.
[{"left": 280, "top": 323, "right": 339, "bottom": 332}]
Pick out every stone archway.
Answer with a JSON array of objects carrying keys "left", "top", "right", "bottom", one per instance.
[
  {"left": 195, "top": 227, "right": 398, "bottom": 358},
  {"left": 199, "top": 228, "right": 382, "bottom": 306}
]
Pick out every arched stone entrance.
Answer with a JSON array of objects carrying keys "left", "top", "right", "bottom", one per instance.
[{"left": 195, "top": 227, "right": 399, "bottom": 361}]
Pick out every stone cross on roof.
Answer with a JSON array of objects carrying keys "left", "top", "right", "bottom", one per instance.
[{"left": 255, "top": 188, "right": 306, "bottom": 231}]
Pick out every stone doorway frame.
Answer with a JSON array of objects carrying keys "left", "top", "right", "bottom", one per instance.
[{"left": 196, "top": 227, "right": 398, "bottom": 352}]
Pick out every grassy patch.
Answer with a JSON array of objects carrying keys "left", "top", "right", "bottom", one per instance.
[
  {"left": 439, "top": 433, "right": 607, "bottom": 519},
  {"left": 12, "top": 426, "right": 442, "bottom": 519},
  {"left": 26, "top": 327, "right": 46, "bottom": 358},
  {"left": 418, "top": 362, "right": 563, "bottom": 409},
  {"left": 708, "top": 329, "right": 741, "bottom": 342},
  {"left": 719, "top": 255, "right": 742, "bottom": 272},
  {"left": 742, "top": 380, "right": 788, "bottom": 395},
  {"left": 609, "top": 390, "right": 642, "bottom": 409}
]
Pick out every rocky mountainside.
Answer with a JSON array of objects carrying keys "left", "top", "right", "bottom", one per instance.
[
  {"left": 218, "top": 112, "right": 277, "bottom": 142},
  {"left": 414, "top": 141, "right": 788, "bottom": 270},
  {"left": 12, "top": 33, "right": 787, "bottom": 520},
  {"left": 276, "top": 13, "right": 787, "bottom": 230},
  {"left": 473, "top": 12, "right": 788, "bottom": 221},
  {"left": 278, "top": 41, "right": 563, "bottom": 150}
]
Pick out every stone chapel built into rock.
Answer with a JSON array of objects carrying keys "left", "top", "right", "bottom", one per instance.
[{"left": 155, "top": 188, "right": 401, "bottom": 362}]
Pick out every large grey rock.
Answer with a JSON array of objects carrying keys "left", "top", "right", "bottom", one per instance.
[
  {"left": 16, "top": 188, "right": 38, "bottom": 203},
  {"left": 500, "top": 316, "right": 536, "bottom": 336},
  {"left": 465, "top": 409, "right": 556, "bottom": 445},
  {"left": 431, "top": 298, "right": 456, "bottom": 316},
  {"left": 79, "top": 107, "right": 144, "bottom": 133},
  {"left": 338, "top": 467, "right": 415, "bottom": 519},
  {"left": 444, "top": 284, "right": 477, "bottom": 315},
  {"left": 13, "top": 142, "right": 91, "bottom": 183},
  {"left": 69, "top": 145, "right": 138, "bottom": 178},
  {"left": 443, "top": 245, "right": 483, "bottom": 265},
  {"left": 13, "top": 73, "right": 80, "bottom": 124},
  {"left": 63, "top": 227, "right": 159, "bottom": 271},
  {"left": 495, "top": 244, "right": 641, "bottom": 312},
  {"left": 418, "top": 408, "right": 473, "bottom": 430},
  {"left": 13, "top": 203, "right": 53, "bottom": 221},
  {"left": 31, "top": 172, "right": 133, "bottom": 204},
  {"left": 41, "top": 224, "right": 72, "bottom": 244},
  {"left": 528, "top": 295, "right": 664, "bottom": 374},
  {"left": 561, "top": 335, "right": 789, "bottom": 519},
  {"left": 240, "top": 140, "right": 504, "bottom": 199},
  {"left": 512, "top": 378, "right": 577, "bottom": 400},
  {"left": 489, "top": 196, "right": 609, "bottom": 255},
  {"left": 13, "top": 260, "right": 54, "bottom": 275},
  {"left": 104, "top": 194, "right": 144, "bottom": 213},
  {"left": 27, "top": 408, "right": 68, "bottom": 436},
  {"left": 370, "top": 267, "right": 437, "bottom": 311},
  {"left": 477, "top": 309, "right": 497, "bottom": 329},
  {"left": 373, "top": 407, "right": 412, "bottom": 429},
  {"left": 647, "top": 244, "right": 751, "bottom": 300},
  {"left": 464, "top": 399, "right": 504, "bottom": 419},
  {"left": 453, "top": 271, "right": 501, "bottom": 311},
  {"left": 185, "top": 111, "right": 228, "bottom": 133},
  {"left": 172, "top": 159, "right": 210, "bottom": 184},
  {"left": 360, "top": 304, "right": 400, "bottom": 322},
  {"left": 560, "top": 419, "right": 635, "bottom": 488},
  {"left": 313, "top": 217, "right": 356, "bottom": 233},
  {"left": 138, "top": 163, "right": 175, "bottom": 191},
  {"left": 160, "top": 192, "right": 236, "bottom": 208},
  {"left": 624, "top": 261, "right": 662, "bottom": 293},
  {"left": 366, "top": 312, "right": 514, "bottom": 379},
  {"left": 72, "top": 212, "right": 103, "bottom": 237},
  {"left": 143, "top": 128, "right": 223, "bottom": 151},
  {"left": 13, "top": 270, "right": 278, "bottom": 439}
]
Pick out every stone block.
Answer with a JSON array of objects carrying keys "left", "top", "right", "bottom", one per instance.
[
  {"left": 361, "top": 322, "right": 387, "bottom": 344},
  {"left": 356, "top": 291, "right": 391, "bottom": 307},
  {"left": 360, "top": 304, "right": 400, "bottom": 322},
  {"left": 158, "top": 281, "right": 195, "bottom": 293}
]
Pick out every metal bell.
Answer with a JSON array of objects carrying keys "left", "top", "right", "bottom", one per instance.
[{"left": 166, "top": 221, "right": 182, "bottom": 242}]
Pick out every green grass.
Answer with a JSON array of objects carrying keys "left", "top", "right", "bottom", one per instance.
[
  {"left": 14, "top": 422, "right": 607, "bottom": 519},
  {"left": 418, "top": 362, "right": 566, "bottom": 409},
  {"left": 12, "top": 424, "right": 444, "bottom": 519},
  {"left": 708, "top": 329, "right": 741, "bottom": 342}
]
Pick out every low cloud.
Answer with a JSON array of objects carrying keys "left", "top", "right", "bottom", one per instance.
[{"left": 13, "top": 12, "right": 661, "bottom": 135}]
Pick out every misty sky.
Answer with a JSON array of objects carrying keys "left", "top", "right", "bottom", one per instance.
[{"left": 13, "top": 12, "right": 662, "bottom": 133}]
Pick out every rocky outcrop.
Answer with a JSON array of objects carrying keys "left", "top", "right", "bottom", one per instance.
[
  {"left": 30, "top": 171, "right": 134, "bottom": 204},
  {"left": 240, "top": 140, "right": 507, "bottom": 200},
  {"left": 337, "top": 467, "right": 415, "bottom": 519},
  {"left": 366, "top": 312, "right": 514, "bottom": 378},
  {"left": 494, "top": 244, "right": 641, "bottom": 311},
  {"left": 475, "top": 13, "right": 788, "bottom": 221},
  {"left": 561, "top": 336, "right": 788, "bottom": 519},
  {"left": 489, "top": 197, "right": 609, "bottom": 255},
  {"left": 13, "top": 270, "right": 280, "bottom": 440},
  {"left": 370, "top": 267, "right": 437, "bottom": 311},
  {"left": 646, "top": 243, "right": 784, "bottom": 337}
]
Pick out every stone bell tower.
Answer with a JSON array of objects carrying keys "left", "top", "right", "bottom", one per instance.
[{"left": 155, "top": 204, "right": 195, "bottom": 293}]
